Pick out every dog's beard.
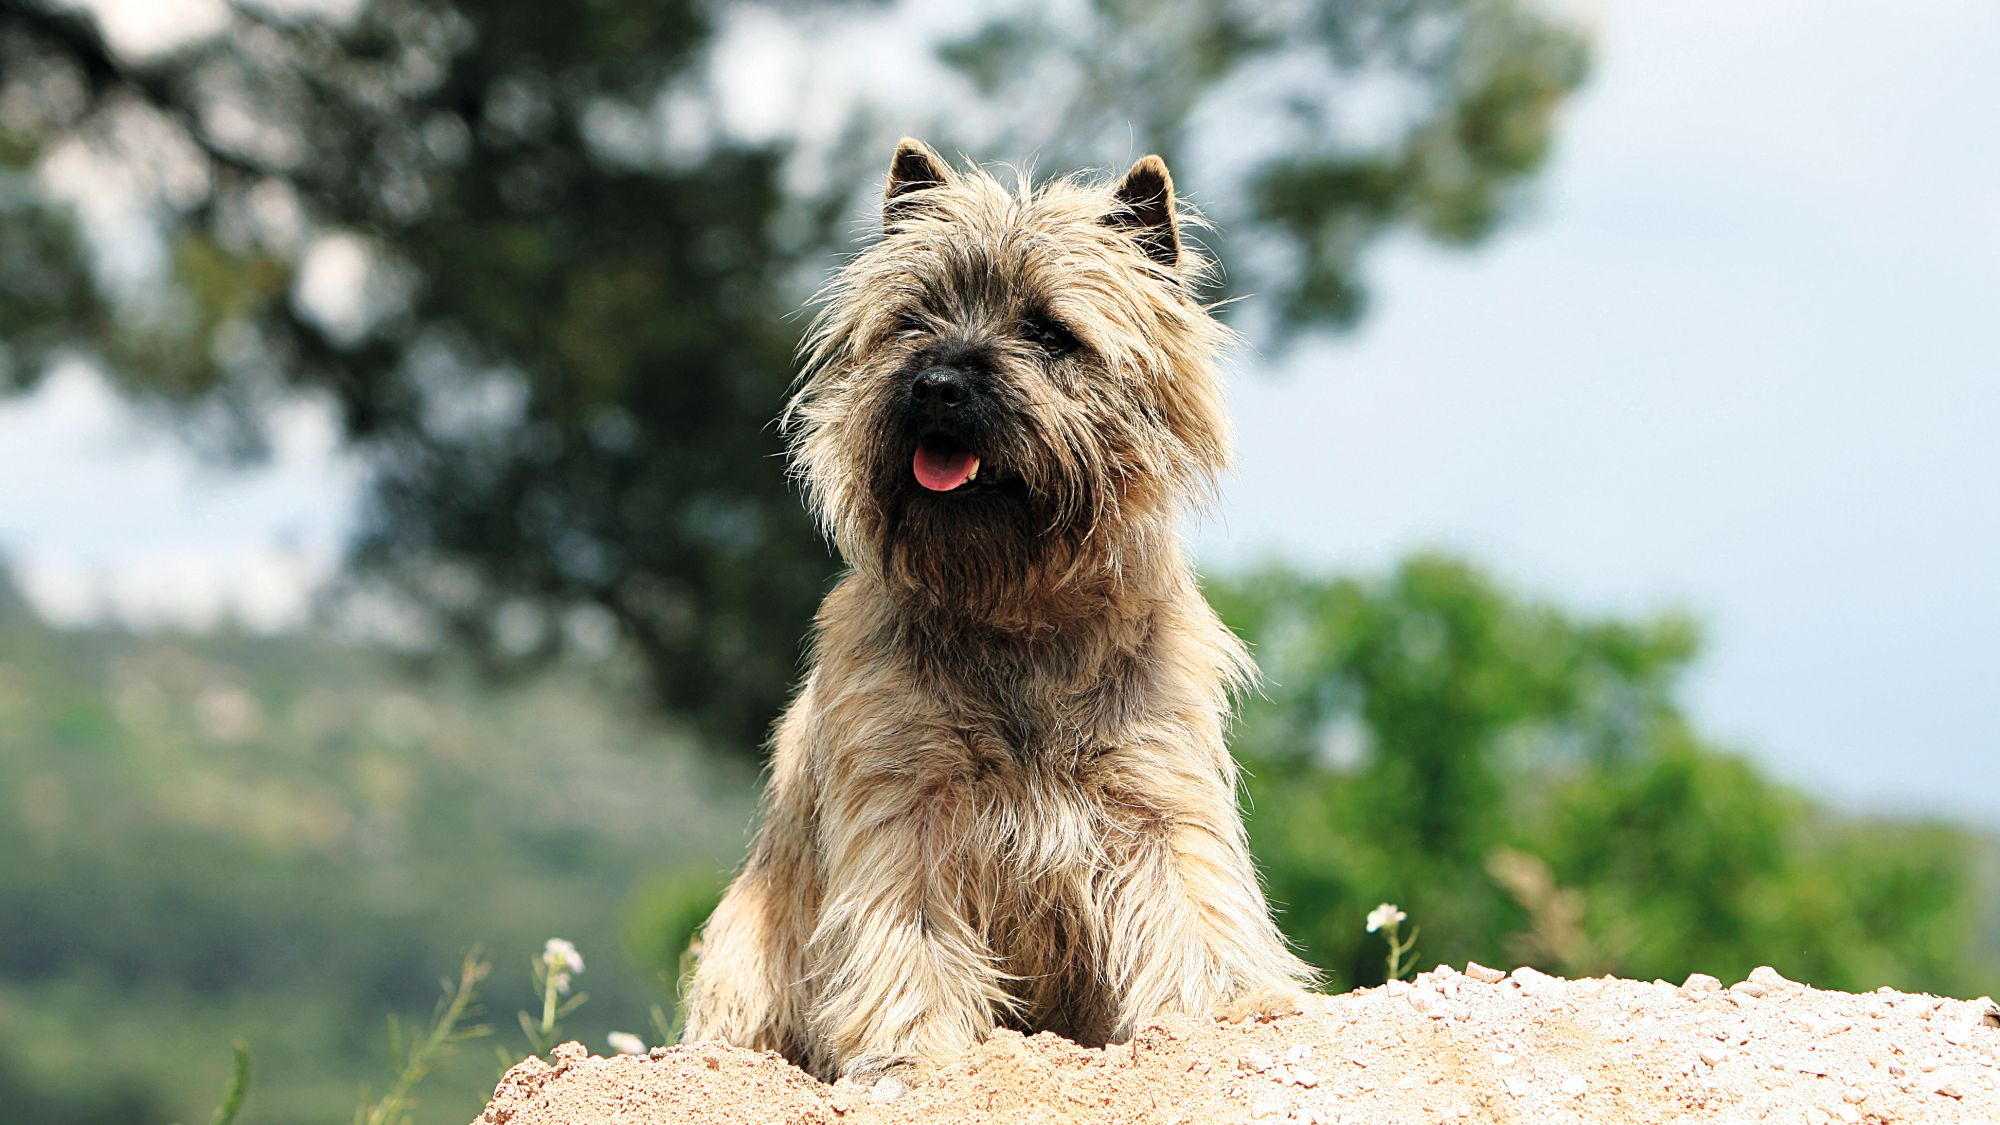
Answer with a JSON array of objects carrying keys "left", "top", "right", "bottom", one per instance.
[{"left": 868, "top": 430, "right": 1057, "bottom": 614}]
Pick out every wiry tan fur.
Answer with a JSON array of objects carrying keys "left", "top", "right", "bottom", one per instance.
[{"left": 681, "top": 139, "right": 1314, "bottom": 1082}]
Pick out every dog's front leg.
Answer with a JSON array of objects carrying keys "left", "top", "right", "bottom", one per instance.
[
  {"left": 680, "top": 840, "right": 810, "bottom": 1056},
  {"left": 804, "top": 793, "right": 1012, "bottom": 1080},
  {"left": 1095, "top": 777, "right": 1316, "bottom": 1038}
]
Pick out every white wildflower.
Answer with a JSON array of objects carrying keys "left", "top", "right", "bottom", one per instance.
[
  {"left": 607, "top": 1031, "right": 647, "bottom": 1056},
  {"left": 542, "top": 937, "right": 585, "bottom": 994},
  {"left": 1366, "top": 903, "right": 1407, "bottom": 934},
  {"left": 542, "top": 937, "right": 584, "bottom": 973}
]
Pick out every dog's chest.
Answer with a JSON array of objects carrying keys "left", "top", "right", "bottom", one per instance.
[{"left": 931, "top": 636, "right": 1153, "bottom": 758}]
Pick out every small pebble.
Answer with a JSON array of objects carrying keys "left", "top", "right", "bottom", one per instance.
[
  {"left": 1560, "top": 1075, "right": 1588, "bottom": 1096},
  {"left": 869, "top": 1076, "right": 907, "bottom": 1104},
  {"left": 1292, "top": 1067, "right": 1320, "bottom": 1089},
  {"left": 1465, "top": 961, "right": 1507, "bottom": 984},
  {"left": 1698, "top": 1047, "right": 1730, "bottom": 1066},
  {"left": 1681, "top": 973, "right": 1723, "bottom": 996},
  {"left": 1511, "top": 967, "right": 1563, "bottom": 998},
  {"left": 1748, "top": 966, "right": 1795, "bottom": 990}
]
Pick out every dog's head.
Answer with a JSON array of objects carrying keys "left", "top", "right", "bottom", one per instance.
[{"left": 786, "top": 139, "right": 1237, "bottom": 625}]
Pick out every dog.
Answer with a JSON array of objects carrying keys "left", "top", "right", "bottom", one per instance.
[{"left": 681, "top": 138, "right": 1313, "bottom": 1081}]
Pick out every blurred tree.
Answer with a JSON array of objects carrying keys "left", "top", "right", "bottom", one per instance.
[
  {"left": 1210, "top": 557, "right": 1988, "bottom": 996},
  {"left": 0, "top": 0, "right": 1587, "bottom": 754}
]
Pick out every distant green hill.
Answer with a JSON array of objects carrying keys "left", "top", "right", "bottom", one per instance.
[{"left": 0, "top": 598, "right": 757, "bottom": 1125}]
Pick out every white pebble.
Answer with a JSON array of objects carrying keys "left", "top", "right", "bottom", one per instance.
[
  {"left": 1510, "top": 967, "right": 1563, "bottom": 998},
  {"left": 1681, "top": 973, "right": 1723, "bottom": 996},
  {"left": 1748, "top": 966, "right": 1795, "bottom": 989},
  {"left": 1465, "top": 961, "right": 1506, "bottom": 984},
  {"left": 869, "top": 1076, "right": 907, "bottom": 1104},
  {"left": 1560, "top": 1075, "right": 1588, "bottom": 1096}
]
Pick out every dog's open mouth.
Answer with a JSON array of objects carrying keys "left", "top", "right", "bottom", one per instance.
[{"left": 913, "top": 433, "right": 981, "bottom": 492}]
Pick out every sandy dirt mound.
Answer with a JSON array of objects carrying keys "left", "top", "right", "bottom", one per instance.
[{"left": 477, "top": 965, "right": 2000, "bottom": 1124}]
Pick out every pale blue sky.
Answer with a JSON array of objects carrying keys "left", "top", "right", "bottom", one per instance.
[
  {"left": 1194, "top": 1, "right": 2000, "bottom": 816},
  {"left": 2, "top": 1, "right": 1995, "bottom": 815}
]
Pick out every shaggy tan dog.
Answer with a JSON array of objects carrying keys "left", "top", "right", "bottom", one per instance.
[{"left": 682, "top": 138, "right": 1313, "bottom": 1081}]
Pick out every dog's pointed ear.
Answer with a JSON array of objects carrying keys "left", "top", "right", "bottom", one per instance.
[
  {"left": 1106, "top": 154, "right": 1181, "bottom": 269},
  {"left": 884, "top": 137, "right": 953, "bottom": 219}
]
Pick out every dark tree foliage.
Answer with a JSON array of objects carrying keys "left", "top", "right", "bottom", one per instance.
[{"left": 0, "top": 0, "right": 1586, "bottom": 754}]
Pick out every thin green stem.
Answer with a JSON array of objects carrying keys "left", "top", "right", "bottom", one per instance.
[
  {"left": 207, "top": 1041, "right": 250, "bottom": 1125},
  {"left": 1383, "top": 922, "right": 1421, "bottom": 981},
  {"left": 355, "top": 952, "right": 491, "bottom": 1125},
  {"left": 540, "top": 970, "right": 559, "bottom": 1039}
]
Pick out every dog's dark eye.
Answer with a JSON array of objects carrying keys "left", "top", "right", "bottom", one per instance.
[
  {"left": 895, "top": 313, "right": 928, "bottom": 335},
  {"left": 1023, "top": 315, "right": 1079, "bottom": 358}
]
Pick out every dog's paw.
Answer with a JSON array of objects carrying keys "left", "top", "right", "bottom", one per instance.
[
  {"left": 840, "top": 1052, "right": 919, "bottom": 1081},
  {"left": 1216, "top": 985, "right": 1312, "bottom": 1024},
  {"left": 837, "top": 1054, "right": 933, "bottom": 1103}
]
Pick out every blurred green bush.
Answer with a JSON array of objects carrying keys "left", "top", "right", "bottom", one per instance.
[{"left": 1213, "top": 556, "right": 1990, "bottom": 996}]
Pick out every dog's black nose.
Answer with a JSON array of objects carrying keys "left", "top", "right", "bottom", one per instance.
[{"left": 911, "top": 366, "right": 970, "bottom": 409}]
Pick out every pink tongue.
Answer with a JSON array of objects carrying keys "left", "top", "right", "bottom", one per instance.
[{"left": 914, "top": 440, "right": 978, "bottom": 492}]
